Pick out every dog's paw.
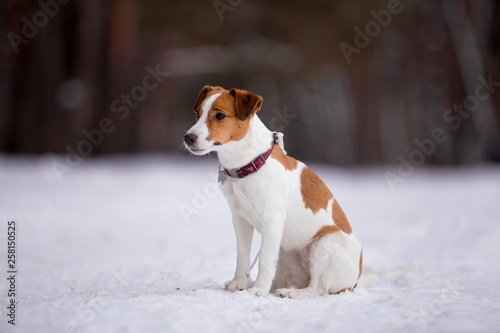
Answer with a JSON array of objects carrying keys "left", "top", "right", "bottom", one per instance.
[
  {"left": 247, "top": 287, "right": 269, "bottom": 297},
  {"left": 276, "top": 287, "right": 319, "bottom": 299},
  {"left": 275, "top": 288, "right": 295, "bottom": 298},
  {"left": 224, "top": 279, "right": 248, "bottom": 292}
]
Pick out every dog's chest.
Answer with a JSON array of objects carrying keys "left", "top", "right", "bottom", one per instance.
[{"left": 220, "top": 178, "right": 269, "bottom": 231}]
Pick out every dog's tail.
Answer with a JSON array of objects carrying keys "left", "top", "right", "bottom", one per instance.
[{"left": 357, "top": 269, "right": 379, "bottom": 288}]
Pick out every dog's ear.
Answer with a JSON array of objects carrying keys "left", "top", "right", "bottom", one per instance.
[
  {"left": 194, "top": 86, "right": 221, "bottom": 112},
  {"left": 230, "top": 89, "right": 263, "bottom": 121}
]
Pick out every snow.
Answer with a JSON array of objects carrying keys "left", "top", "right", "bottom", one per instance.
[{"left": 0, "top": 153, "right": 499, "bottom": 333}]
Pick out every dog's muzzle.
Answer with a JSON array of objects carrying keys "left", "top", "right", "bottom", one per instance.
[{"left": 184, "top": 133, "right": 197, "bottom": 146}]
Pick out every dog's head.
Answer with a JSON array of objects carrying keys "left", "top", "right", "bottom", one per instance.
[{"left": 184, "top": 86, "right": 263, "bottom": 155}]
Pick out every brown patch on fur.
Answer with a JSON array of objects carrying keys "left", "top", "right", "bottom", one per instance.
[
  {"left": 230, "top": 88, "right": 263, "bottom": 121},
  {"left": 194, "top": 87, "right": 263, "bottom": 145},
  {"left": 271, "top": 145, "right": 298, "bottom": 171},
  {"left": 358, "top": 250, "right": 363, "bottom": 280},
  {"left": 193, "top": 86, "right": 223, "bottom": 119},
  {"left": 332, "top": 199, "right": 352, "bottom": 234},
  {"left": 330, "top": 287, "right": 353, "bottom": 295},
  {"left": 312, "top": 225, "right": 340, "bottom": 239},
  {"left": 206, "top": 91, "right": 251, "bottom": 144},
  {"left": 300, "top": 167, "right": 333, "bottom": 214}
]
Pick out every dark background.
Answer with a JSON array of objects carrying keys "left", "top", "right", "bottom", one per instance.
[{"left": 1, "top": 0, "right": 499, "bottom": 165}]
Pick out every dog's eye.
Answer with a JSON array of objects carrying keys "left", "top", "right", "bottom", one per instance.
[
  {"left": 215, "top": 112, "right": 226, "bottom": 120},
  {"left": 195, "top": 111, "right": 200, "bottom": 119}
]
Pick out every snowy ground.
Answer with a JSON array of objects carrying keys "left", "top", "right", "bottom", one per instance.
[{"left": 0, "top": 153, "right": 499, "bottom": 333}]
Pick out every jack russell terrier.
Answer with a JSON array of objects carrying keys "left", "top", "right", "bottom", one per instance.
[{"left": 184, "top": 86, "right": 362, "bottom": 298}]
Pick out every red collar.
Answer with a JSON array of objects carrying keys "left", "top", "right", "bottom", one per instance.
[{"left": 222, "top": 141, "right": 275, "bottom": 180}]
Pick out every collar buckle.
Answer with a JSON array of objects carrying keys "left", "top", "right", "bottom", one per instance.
[{"left": 225, "top": 168, "right": 240, "bottom": 178}]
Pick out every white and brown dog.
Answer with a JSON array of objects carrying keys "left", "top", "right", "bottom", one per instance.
[{"left": 184, "top": 86, "right": 362, "bottom": 298}]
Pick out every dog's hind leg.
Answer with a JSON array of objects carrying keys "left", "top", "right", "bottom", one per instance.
[
  {"left": 276, "top": 232, "right": 361, "bottom": 299},
  {"left": 274, "top": 254, "right": 321, "bottom": 299},
  {"left": 270, "top": 247, "right": 310, "bottom": 293}
]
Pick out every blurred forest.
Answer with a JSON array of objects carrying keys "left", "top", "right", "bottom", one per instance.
[{"left": 1, "top": 0, "right": 499, "bottom": 165}]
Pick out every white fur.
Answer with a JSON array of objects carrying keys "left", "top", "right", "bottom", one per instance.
[
  {"left": 185, "top": 93, "right": 362, "bottom": 298},
  {"left": 185, "top": 92, "right": 221, "bottom": 155}
]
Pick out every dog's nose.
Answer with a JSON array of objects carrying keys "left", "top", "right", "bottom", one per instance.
[{"left": 184, "top": 133, "right": 197, "bottom": 146}]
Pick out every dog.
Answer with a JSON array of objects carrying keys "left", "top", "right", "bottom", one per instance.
[{"left": 184, "top": 86, "right": 362, "bottom": 298}]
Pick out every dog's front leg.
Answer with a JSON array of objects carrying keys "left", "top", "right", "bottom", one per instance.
[
  {"left": 225, "top": 215, "right": 254, "bottom": 292},
  {"left": 248, "top": 218, "right": 284, "bottom": 297}
]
